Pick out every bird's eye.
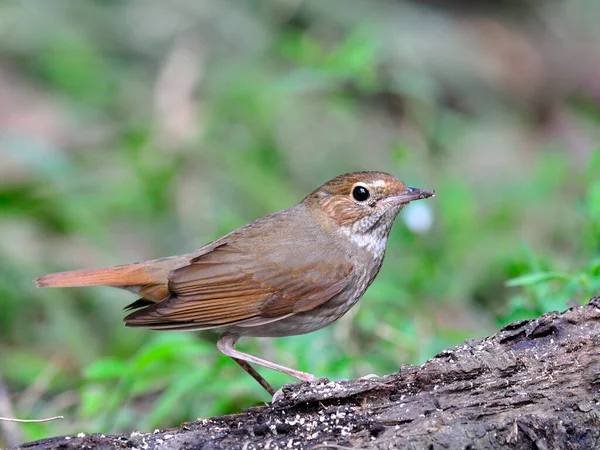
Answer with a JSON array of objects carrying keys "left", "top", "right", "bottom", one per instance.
[{"left": 352, "top": 185, "right": 370, "bottom": 202}]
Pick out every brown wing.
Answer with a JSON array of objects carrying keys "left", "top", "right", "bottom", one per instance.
[{"left": 124, "top": 242, "right": 352, "bottom": 330}]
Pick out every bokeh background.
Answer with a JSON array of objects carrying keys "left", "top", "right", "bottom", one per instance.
[{"left": 1, "top": 0, "right": 600, "bottom": 446}]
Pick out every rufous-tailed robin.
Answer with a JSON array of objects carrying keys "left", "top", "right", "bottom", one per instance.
[{"left": 36, "top": 171, "right": 434, "bottom": 395}]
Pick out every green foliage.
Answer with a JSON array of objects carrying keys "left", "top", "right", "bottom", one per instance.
[
  {"left": 80, "top": 333, "right": 219, "bottom": 430},
  {"left": 503, "top": 171, "right": 600, "bottom": 321}
]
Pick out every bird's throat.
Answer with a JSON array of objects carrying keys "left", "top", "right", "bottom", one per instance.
[
  {"left": 347, "top": 231, "right": 388, "bottom": 259},
  {"left": 344, "top": 206, "right": 400, "bottom": 259}
]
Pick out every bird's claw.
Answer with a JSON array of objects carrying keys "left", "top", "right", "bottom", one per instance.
[{"left": 272, "top": 387, "right": 286, "bottom": 403}]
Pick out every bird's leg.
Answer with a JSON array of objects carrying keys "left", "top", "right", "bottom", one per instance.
[
  {"left": 217, "top": 333, "right": 318, "bottom": 395},
  {"left": 231, "top": 358, "right": 275, "bottom": 396}
]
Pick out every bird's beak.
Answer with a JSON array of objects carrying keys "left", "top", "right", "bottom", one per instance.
[{"left": 388, "top": 187, "right": 435, "bottom": 205}]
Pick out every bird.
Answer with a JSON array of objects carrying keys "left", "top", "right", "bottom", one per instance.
[{"left": 36, "top": 171, "right": 434, "bottom": 395}]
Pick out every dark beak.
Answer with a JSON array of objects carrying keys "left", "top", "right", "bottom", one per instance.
[{"left": 389, "top": 186, "right": 435, "bottom": 204}]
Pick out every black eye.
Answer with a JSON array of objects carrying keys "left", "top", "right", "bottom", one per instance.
[{"left": 352, "top": 185, "right": 370, "bottom": 202}]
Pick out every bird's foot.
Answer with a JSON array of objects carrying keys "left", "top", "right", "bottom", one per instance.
[
  {"left": 271, "top": 375, "right": 324, "bottom": 403},
  {"left": 271, "top": 387, "right": 286, "bottom": 403},
  {"left": 297, "top": 373, "right": 319, "bottom": 383}
]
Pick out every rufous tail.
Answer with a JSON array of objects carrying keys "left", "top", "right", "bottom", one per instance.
[
  {"left": 34, "top": 258, "right": 179, "bottom": 301},
  {"left": 36, "top": 264, "right": 156, "bottom": 288},
  {"left": 35, "top": 258, "right": 177, "bottom": 302}
]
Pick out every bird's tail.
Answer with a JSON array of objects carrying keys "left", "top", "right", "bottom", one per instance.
[
  {"left": 35, "top": 258, "right": 179, "bottom": 301},
  {"left": 36, "top": 264, "right": 153, "bottom": 288}
]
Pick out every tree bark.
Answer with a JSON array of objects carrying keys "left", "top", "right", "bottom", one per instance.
[{"left": 14, "top": 297, "right": 600, "bottom": 450}]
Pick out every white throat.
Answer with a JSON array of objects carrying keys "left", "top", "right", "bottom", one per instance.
[
  {"left": 342, "top": 206, "right": 401, "bottom": 259},
  {"left": 348, "top": 231, "right": 388, "bottom": 258}
]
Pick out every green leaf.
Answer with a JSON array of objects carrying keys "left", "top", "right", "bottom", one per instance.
[
  {"left": 84, "top": 358, "right": 129, "bottom": 381},
  {"left": 131, "top": 335, "right": 210, "bottom": 372},
  {"left": 505, "top": 272, "right": 569, "bottom": 287}
]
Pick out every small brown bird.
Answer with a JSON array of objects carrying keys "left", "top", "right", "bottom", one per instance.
[{"left": 36, "top": 171, "right": 434, "bottom": 395}]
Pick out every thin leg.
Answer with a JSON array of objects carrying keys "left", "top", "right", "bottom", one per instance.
[
  {"left": 217, "top": 333, "right": 318, "bottom": 393},
  {"left": 231, "top": 357, "right": 275, "bottom": 396}
]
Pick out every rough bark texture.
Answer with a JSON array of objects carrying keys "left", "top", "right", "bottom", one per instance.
[{"left": 14, "top": 297, "right": 600, "bottom": 450}]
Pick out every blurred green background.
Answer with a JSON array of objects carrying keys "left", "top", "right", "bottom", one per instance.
[{"left": 1, "top": 0, "right": 600, "bottom": 446}]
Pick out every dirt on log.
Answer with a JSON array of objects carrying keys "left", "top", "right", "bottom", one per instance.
[{"left": 14, "top": 297, "right": 600, "bottom": 450}]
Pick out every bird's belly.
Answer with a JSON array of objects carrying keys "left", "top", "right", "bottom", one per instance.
[
  {"left": 238, "top": 296, "right": 358, "bottom": 337},
  {"left": 237, "top": 265, "right": 379, "bottom": 338}
]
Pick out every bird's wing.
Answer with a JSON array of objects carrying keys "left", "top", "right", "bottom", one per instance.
[{"left": 124, "top": 242, "right": 352, "bottom": 330}]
